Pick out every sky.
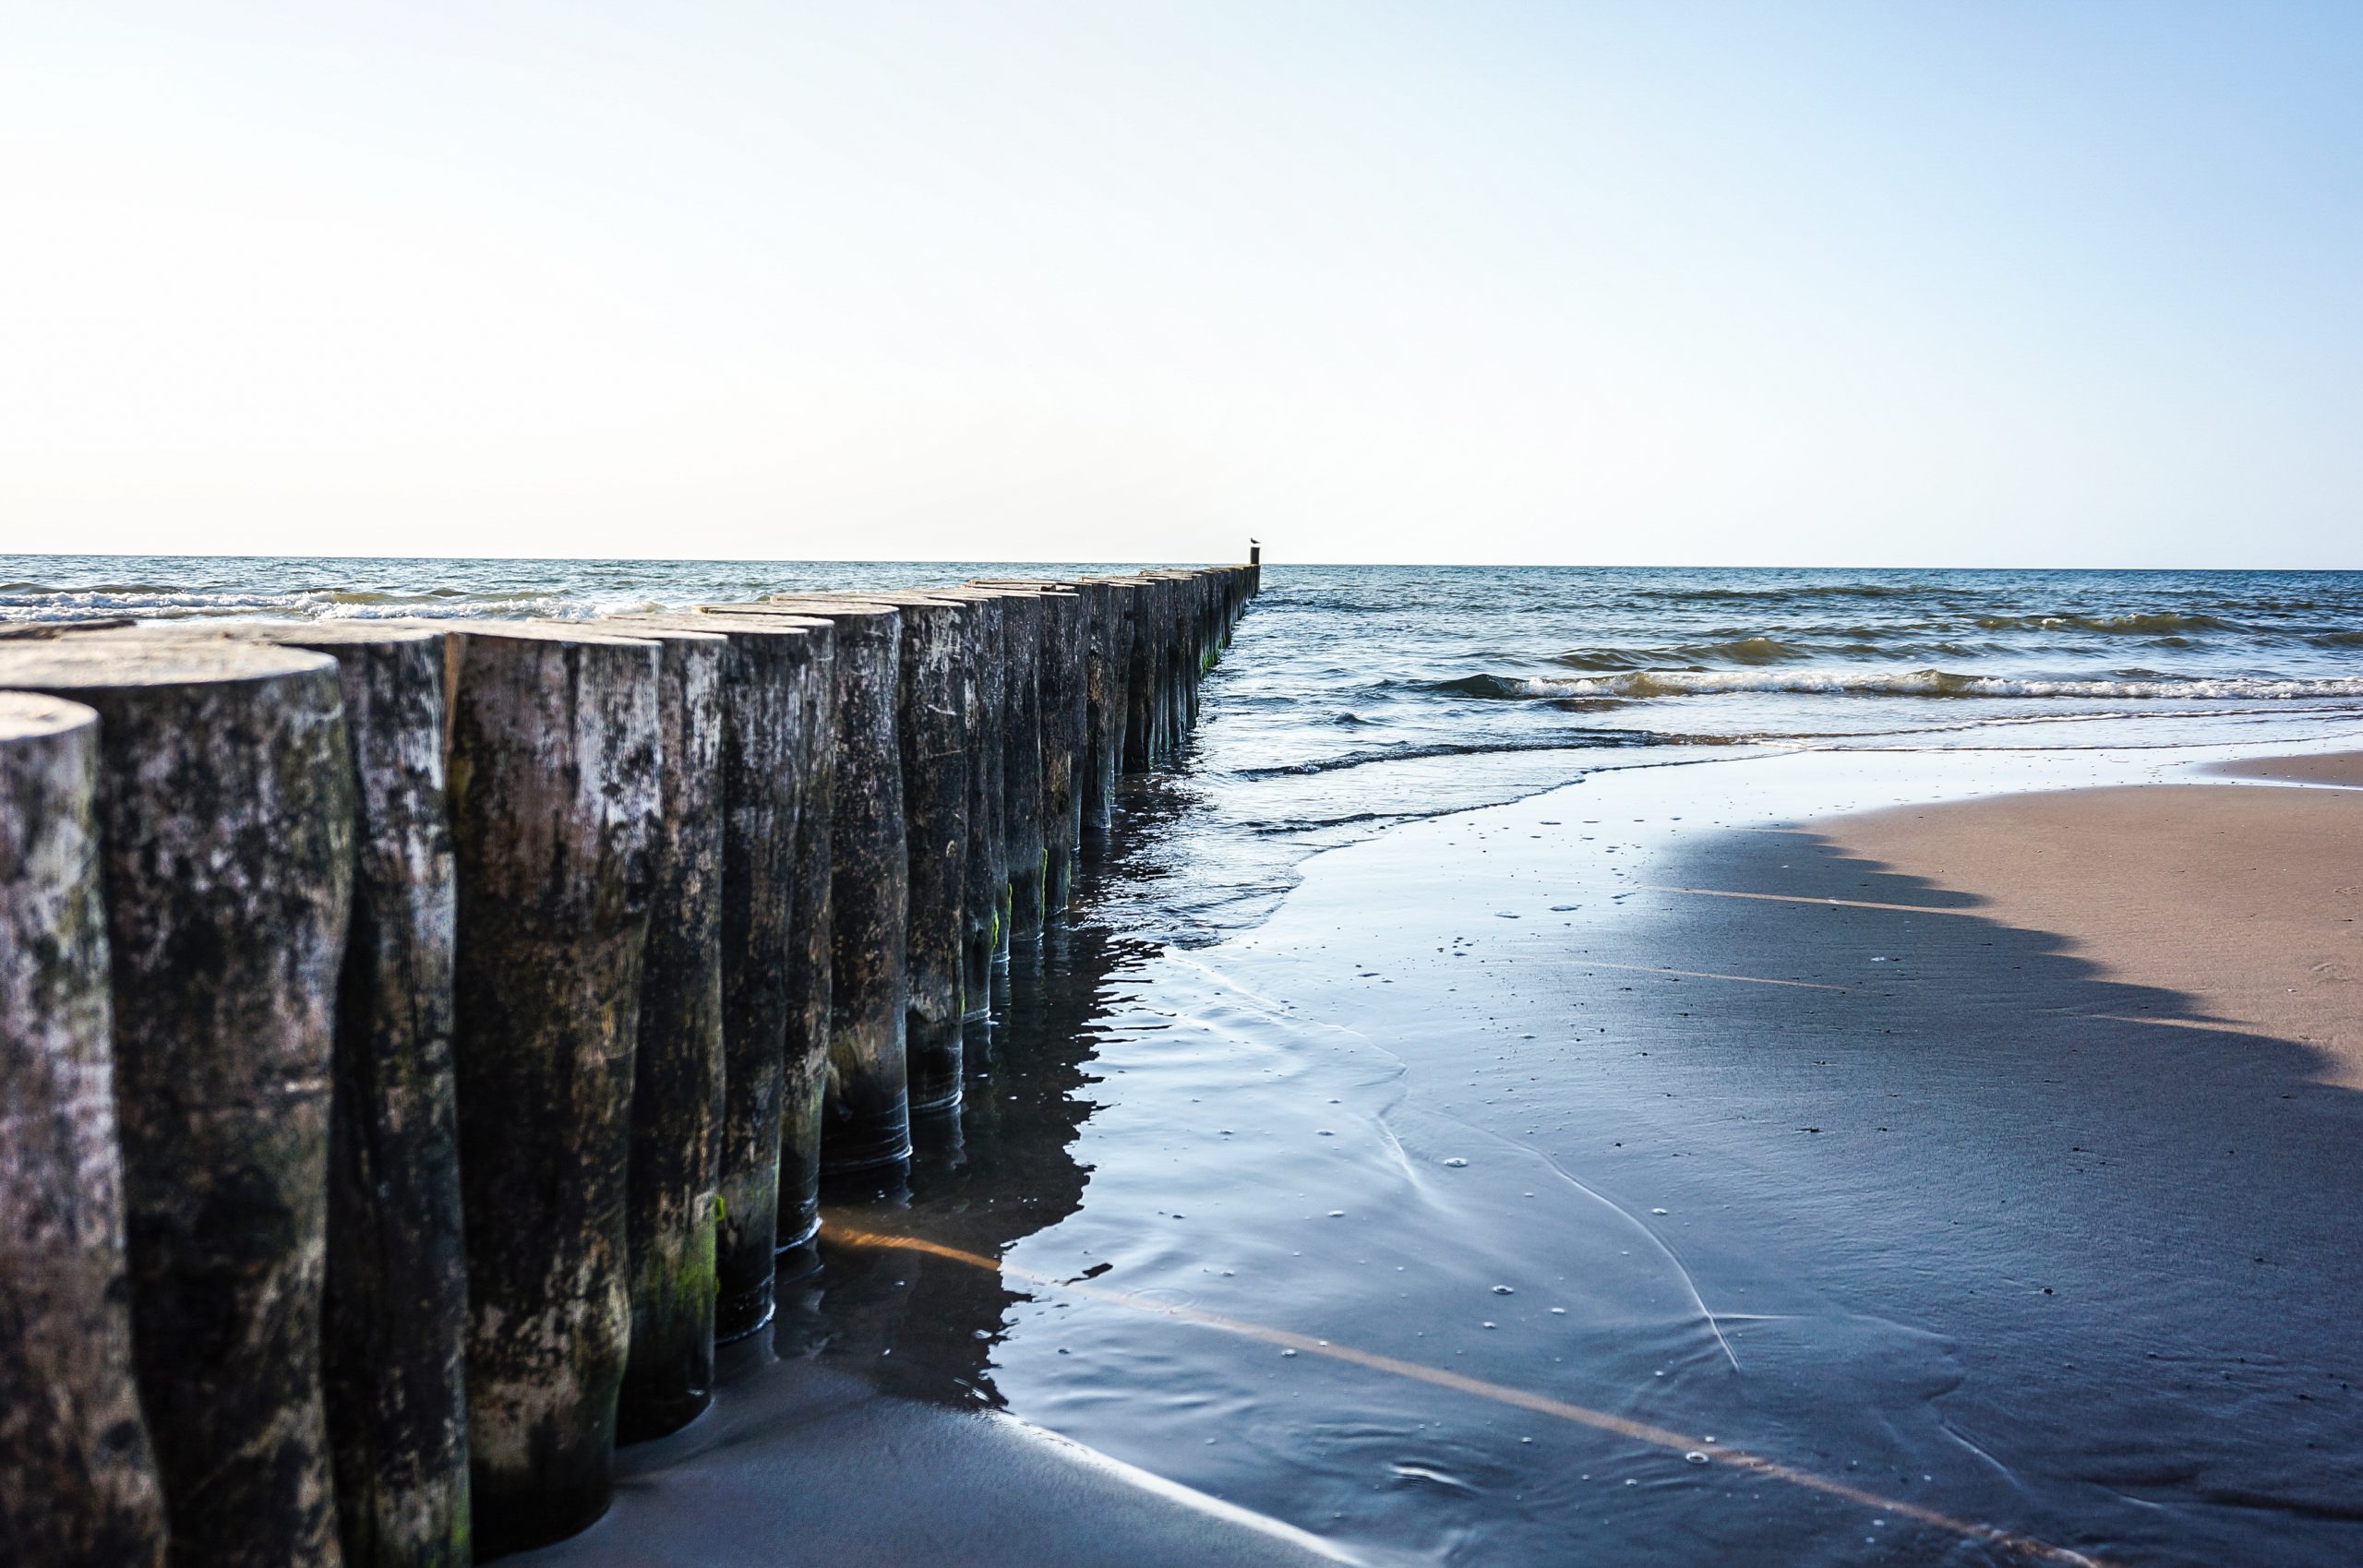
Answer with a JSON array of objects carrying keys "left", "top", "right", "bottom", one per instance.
[{"left": 2, "top": 1, "right": 2357, "bottom": 568}]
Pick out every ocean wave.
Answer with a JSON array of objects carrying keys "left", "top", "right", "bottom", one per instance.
[
  {"left": 1970, "top": 612, "right": 2238, "bottom": 634},
  {"left": 1632, "top": 582, "right": 1937, "bottom": 603},
  {"left": 1553, "top": 636, "right": 2004, "bottom": 671},
  {"left": 1450, "top": 668, "right": 2363, "bottom": 702},
  {"left": 1233, "top": 733, "right": 1668, "bottom": 776},
  {"left": 0, "top": 585, "right": 630, "bottom": 623}
]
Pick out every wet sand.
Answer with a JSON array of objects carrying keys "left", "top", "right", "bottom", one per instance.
[
  {"left": 2207, "top": 751, "right": 2363, "bottom": 789},
  {"left": 513, "top": 1351, "right": 1353, "bottom": 1568},
  {"left": 518, "top": 746, "right": 2363, "bottom": 1567},
  {"left": 1187, "top": 747, "right": 2363, "bottom": 1564}
]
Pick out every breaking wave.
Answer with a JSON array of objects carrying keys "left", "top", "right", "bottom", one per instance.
[
  {"left": 1632, "top": 582, "right": 1937, "bottom": 604},
  {"left": 1447, "top": 669, "right": 2363, "bottom": 702}
]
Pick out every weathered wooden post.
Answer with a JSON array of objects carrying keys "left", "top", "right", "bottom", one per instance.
[
  {"left": 591, "top": 624, "right": 727, "bottom": 1443},
  {"left": 723, "top": 601, "right": 909, "bottom": 1177},
  {"left": 980, "top": 586, "right": 1086, "bottom": 916},
  {"left": 0, "top": 638, "right": 354, "bottom": 1568},
  {"left": 821, "top": 592, "right": 971, "bottom": 1117},
  {"left": 1146, "top": 571, "right": 1201, "bottom": 736},
  {"left": 1039, "top": 587, "right": 1086, "bottom": 912},
  {"left": 0, "top": 691, "right": 170, "bottom": 1568},
  {"left": 252, "top": 623, "right": 472, "bottom": 1568},
  {"left": 627, "top": 613, "right": 832, "bottom": 1314},
  {"left": 443, "top": 623, "right": 662, "bottom": 1556},
  {"left": 1115, "top": 575, "right": 1165, "bottom": 771},
  {"left": 1074, "top": 579, "right": 1128, "bottom": 841},
  {"left": 686, "top": 610, "right": 838, "bottom": 1268},
  {"left": 911, "top": 589, "right": 1007, "bottom": 1053},
  {"left": 979, "top": 588, "right": 1046, "bottom": 944},
  {"left": 1170, "top": 573, "right": 1203, "bottom": 736}
]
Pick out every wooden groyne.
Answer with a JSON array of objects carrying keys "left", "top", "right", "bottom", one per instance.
[{"left": 0, "top": 562, "right": 1256, "bottom": 1564}]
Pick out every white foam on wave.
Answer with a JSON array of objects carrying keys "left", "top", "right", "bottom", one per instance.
[
  {"left": 0, "top": 587, "right": 618, "bottom": 623},
  {"left": 1515, "top": 668, "right": 2363, "bottom": 702}
]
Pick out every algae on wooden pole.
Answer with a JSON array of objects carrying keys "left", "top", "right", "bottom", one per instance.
[
  {"left": 0, "top": 691, "right": 169, "bottom": 1568},
  {"left": 254, "top": 623, "right": 472, "bottom": 1568},
  {"left": 599, "top": 624, "right": 726, "bottom": 1443},
  {"left": 620, "top": 614, "right": 828, "bottom": 1329},
  {"left": 445, "top": 623, "right": 662, "bottom": 1557},
  {"left": 0, "top": 638, "right": 355, "bottom": 1568},
  {"left": 726, "top": 600, "right": 910, "bottom": 1175}
]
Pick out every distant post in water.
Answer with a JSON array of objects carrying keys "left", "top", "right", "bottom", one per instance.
[
  {"left": 0, "top": 638, "right": 355, "bottom": 1568},
  {"left": 445, "top": 624, "right": 662, "bottom": 1556},
  {"left": 0, "top": 691, "right": 170, "bottom": 1568}
]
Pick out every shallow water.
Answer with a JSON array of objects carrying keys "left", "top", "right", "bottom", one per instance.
[
  {"left": 809, "top": 741, "right": 2363, "bottom": 1567},
  {"left": 13, "top": 557, "right": 2362, "bottom": 1561}
]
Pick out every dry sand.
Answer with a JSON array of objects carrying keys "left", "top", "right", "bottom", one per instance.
[{"left": 1820, "top": 756, "right": 2363, "bottom": 1087}]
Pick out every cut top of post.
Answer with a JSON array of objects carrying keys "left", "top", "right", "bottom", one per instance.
[
  {"left": 0, "top": 688, "right": 100, "bottom": 741},
  {"left": 235, "top": 619, "right": 451, "bottom": 650},
  {"left": 458, "top": 621, "right": 663, "bottom": 648},
  {"left": 0, "top": 637, "right": 339, "bottom": 692}
]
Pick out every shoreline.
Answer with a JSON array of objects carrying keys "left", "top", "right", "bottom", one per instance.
[{"left": 505, "top": 739, "right": 2363, "bottom": 1567}]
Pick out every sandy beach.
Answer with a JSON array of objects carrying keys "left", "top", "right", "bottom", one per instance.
[{"left": 1826, "top": 759, "right": 2363, "bottom": 1085}]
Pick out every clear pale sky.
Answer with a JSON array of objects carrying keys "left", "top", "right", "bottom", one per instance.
[{"left": 3, "top": 2, "right": 2357, "bottom": 567}]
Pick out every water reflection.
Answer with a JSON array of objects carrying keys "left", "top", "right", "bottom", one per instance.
[{"left": 780, "top": 782, "right": 1186, "bottom": 1409}]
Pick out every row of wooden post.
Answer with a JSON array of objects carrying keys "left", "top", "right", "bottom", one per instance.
[{"left": 0, "top": 563, "right": 1258, "bottom": 1568}]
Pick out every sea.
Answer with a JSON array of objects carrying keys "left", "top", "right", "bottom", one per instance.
[
  {"left": 11, "top": 557, "right": 2363, "bottom": 1566},
  {"left": 10, "top": 557, "right": 2361, "bottom": 941}
]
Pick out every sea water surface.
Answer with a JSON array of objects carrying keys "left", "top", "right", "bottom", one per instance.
[
  {"left": 10, "top": 558, "right": 2363, "bottom": 940},
  {"left": 13, "top": 558, "right": 2363, "bottom": 1564}
]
